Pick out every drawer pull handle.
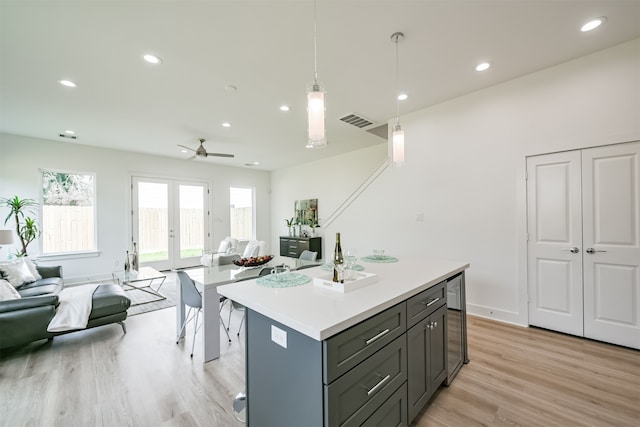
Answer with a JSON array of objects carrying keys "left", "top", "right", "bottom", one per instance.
[
  {"left": 365, "top": 374, "right": 391, "bottom": 396},
  {"left": 365, "top": 328, "right": 390, "bottom": 345},
  {"left": 420, "top": 297, "right": 440, "bottom": 307}
]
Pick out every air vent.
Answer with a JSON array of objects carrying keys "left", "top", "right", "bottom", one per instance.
[
  {"left": 58, "top": 133, "right": 78, "bottom": 140},
  {"left": 339, "top": 113, "right": 376, "bottom": 129}
]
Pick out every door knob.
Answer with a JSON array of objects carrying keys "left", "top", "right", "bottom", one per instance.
[
  {"left": 586, "top": 248, "right": 606, "bottom": 254},
  {"left": 561, "top": 247, "right": 580, "bottom": 254}
]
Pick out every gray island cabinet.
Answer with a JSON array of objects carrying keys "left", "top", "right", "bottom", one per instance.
[{"left": 218, "top": 258, "right": 469, "bottom": 427}]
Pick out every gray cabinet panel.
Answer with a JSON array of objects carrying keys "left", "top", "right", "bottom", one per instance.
[
  {"left": 246, "top": 309, "right": 324, "bottom": 427},
  {"left": 325, "top": 336, "right": 407, "bottom": 427},
  {"left": 406, "top": 281, "right": 446, "bottom": 328},
  {"left": 279, "top": 236, "right": 322, "bottom": 259},
  {"left": 361, "top": 383, "right": 408, "bottom": 427},
  {"left": 407, "top": 304, "right": 448, "bottom": 423},
  {"left": 324, "top": 303, "right": 406, "bottom": 384}
]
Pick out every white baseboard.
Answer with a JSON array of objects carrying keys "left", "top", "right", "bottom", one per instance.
[{"left": 466, "top": 303, "right": 528, "bottom": 327}]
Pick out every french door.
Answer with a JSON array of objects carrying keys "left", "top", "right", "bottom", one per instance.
[
  {"left": 132, "top": 177, "right": 208, "bottom": 271},
  {"left": 527, "top": 142, "right": 640, "bottom": 349}
]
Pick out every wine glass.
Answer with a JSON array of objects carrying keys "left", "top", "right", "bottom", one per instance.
[{"left": 344, "top": 249, "right": 358, "bottom": 280}]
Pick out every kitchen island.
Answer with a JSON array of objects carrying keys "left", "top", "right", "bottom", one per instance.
[{"left": 218, "top": 258, "right": 469, "bottom": 426}]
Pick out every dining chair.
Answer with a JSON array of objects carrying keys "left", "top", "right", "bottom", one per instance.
[
  {"left": 299, "top": 250, "right": 318, "bottom": 261},
  {"left": 176, "top": 271, "right": 231, "bottom": 357}
]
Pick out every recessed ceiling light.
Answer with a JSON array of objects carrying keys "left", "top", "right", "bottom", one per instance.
[
  {"left": 143, "top": 54, "right": 162, "bottom": 64},
  {"left": 180, "top": 149, "right": 188, "bottom": 153},
  {"left": 475, "top": 62, "right": 491, "bottom": 72},
  {"left": 245, "top": 161, "right": 260, "bottom": 167},
  {"left": 64, "top": 130, "right": 76, "bottom": 135},
  {"left": 222, "top": 122, "right": 232, "bottom": 128},
  {"left": 280, "top": 105, "right": 291, "bottom": 111},
  {"left": 581, "top": 17, "right": 607, "bottom": 32},
  {"left": 58, "top": 79, "right": 77, "bottom": 88},
  {"left": 397, "top": 93, "right": 408, "bottom": 101}
]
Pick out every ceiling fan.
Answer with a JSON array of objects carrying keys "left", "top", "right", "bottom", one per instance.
[{"left": 178, "top": 138, "right": 234, "bottom": 159}]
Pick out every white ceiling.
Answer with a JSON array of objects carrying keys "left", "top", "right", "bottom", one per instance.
[{"left": 1, "top": 1, "right": 639, "bottom": 170}]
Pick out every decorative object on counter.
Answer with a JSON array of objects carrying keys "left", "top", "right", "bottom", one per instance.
[
  {"left": 313, "top": 271, "right": 377, "bottom": 293},
  {"left": 0, "top": 196, "right": 41, "bottom": 257},
  {"left": 361, "top": 252, "right": 399, "bottom": 263},
  {"left": 344, "top": 249, "right": 359, "bottom": 280},
  {"left": 131, "top": 242, "right": 139, "bottom": 271},
  {"left": 256, "top": 272, "right": 311, "bottom": 288},
  {"left": 124, "top": 250, "right": 131, "bottom": 271},
  {"left": 285, "top": 217, "right": 294, "bottom": 237},
  {"left": 322, "top": 262, "right": 364, "bottom": 272},
  {"left": 333, "top": 232, "right": 344, "bottom": 283},
  {"left": 309, "top": 217, "right": 320, "bottom": 237},
  {"left": 233, "top": 255, "right": 274, "bottom": 267}
]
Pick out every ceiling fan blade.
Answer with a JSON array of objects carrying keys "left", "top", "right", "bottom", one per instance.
[
  {"left": 186, "top": 154, "right": 196, "bottom": 160},
  {"left": 206, "top": 152, "right": 235, "bottom": 158},
  {"left": 178, "top": 144, "right": 196, "bottom": 152}
]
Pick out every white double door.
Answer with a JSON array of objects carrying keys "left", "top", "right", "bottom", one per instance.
[
  {"left": 527, "top": 142, "right": 640, "bottom": 349},
  {"left": 132, "top": 176, "right": 209, "bottom": 271}
]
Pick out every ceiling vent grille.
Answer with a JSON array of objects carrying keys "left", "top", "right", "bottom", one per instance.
[{"left": 339, "top": 113, "right": 376, "bottom": 129}]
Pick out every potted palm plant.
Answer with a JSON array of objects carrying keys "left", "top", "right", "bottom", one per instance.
[{"left": 1, "top": 196, "right": 41, "bottom": 256}]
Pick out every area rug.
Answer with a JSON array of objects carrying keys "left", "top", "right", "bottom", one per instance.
[{"left": 124, "top": 271, "right": 177, "bottom": 316}]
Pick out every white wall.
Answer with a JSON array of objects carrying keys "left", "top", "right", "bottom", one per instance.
[
  {"left": 271, "top": 38, "right": 640, "bottom": 326},
  {"left": 0, "top": 134, "right": 271, "bottom": 282}
]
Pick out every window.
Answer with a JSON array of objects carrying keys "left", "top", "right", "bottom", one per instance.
[
  {"left": 41, "top": 170, "right": 96, "bottom": 254},
  {"left": 229, "top": 187, "right": 254, "bottom": 240}
]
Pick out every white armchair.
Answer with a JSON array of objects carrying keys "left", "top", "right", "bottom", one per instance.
[{"left": 201, "top": 237, "right": 240, "bottom": 267}]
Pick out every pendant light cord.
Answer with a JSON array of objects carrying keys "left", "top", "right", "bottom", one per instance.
[
  {"left": 394, "top": 34, "right": 400, "bottom": 127},
  {"left": 313, "top": 0, "right": 319, "bottom": 85}
]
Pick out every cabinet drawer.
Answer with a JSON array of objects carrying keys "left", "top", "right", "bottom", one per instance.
[
  {"left": 361, "top": 383, "right": 407, "bottom": 427},
  {"left": 324, "top": 336, "right": 407, "bottom": 427},
  {"left": 406, "top": 281, "right": 446, "bottom": 328},
  {"left": 324, "top": 303, "right": 406, "bottom": 384}
]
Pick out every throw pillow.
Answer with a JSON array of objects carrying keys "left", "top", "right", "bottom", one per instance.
[
  {"left": 0, "top": 259, "right": 37, "bottom": 288},
  {"left": 217, "top": 240, "right": 231, "bottom": 254},
  {"left": 24, "top": 257, "right": 42, "bottom": 281},
  {"left": 0, "top": 279, "right": 21, "bottom": 301},
  {"left": 242, "top": 244, "right": 259, "bottom": 259}
]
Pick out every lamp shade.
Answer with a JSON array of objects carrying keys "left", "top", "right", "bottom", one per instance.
[
  {"left": 0, "top": 229, "right": 15, "bottom": 245},
  {"left": 392, "top": 125, "right": 405, "bottom": 166},
  {"left": 307, "top": 85, "right": 327, "bottom": 148}
]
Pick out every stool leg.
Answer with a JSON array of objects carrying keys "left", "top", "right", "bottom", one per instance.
[{"left": 118, "top": 321, "right": 127, "bottom": 334}]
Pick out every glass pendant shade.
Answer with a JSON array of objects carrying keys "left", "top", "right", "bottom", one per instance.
[
  {"left": 307, "top": 84, "right": 327, "bottom": 148},
  {"left": 392, "top": 124, "right": 405, "bottom": 166}
]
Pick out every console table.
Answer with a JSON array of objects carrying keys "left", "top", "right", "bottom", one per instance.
[
  {"left": 279, "top": 236, "right": 322, "bottom": 259},
  {"left": 218, "top": 258, "right": 469, "bottom": 426}
]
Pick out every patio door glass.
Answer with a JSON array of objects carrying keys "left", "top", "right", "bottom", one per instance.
[{"left": 132, "top": 177, "right": 208, "bottom": 271}]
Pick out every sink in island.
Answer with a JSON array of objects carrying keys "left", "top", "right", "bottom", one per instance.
[{"left": 218, "top": 258, "right": 469, "bottom": 426}]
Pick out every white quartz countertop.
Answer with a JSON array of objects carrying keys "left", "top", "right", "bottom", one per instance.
[{"left": 217, "top": 258, "right": 469, "bottom": 341}]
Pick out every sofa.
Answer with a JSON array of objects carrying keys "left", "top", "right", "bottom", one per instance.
[{"left": 0, "top": 263, "right": 131, "bottom": 350}]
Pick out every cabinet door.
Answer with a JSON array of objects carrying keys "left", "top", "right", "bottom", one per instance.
[
  {"left": 429, "top": 304, "right": 448, "bottom": 391},
  {"left": 407, "top": 304, "right": 448, "bottom": 424},
  {"left": 407, "top": 320, "right": 428, "bottom": 423}
]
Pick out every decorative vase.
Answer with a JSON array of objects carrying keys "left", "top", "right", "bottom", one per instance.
[
  {"left": 131, "top": 242, "right": 139, "bottom": 271},
  {"left": 288, "top": 228, "right": 293, "bottom": 237}
]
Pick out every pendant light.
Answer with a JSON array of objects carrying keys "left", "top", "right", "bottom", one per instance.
[
  {"left": 307, "top": 0, "right": 327, "bottom": 148},
  {"left": 391, "top": 32, "right": 405, "bottom": 166}
]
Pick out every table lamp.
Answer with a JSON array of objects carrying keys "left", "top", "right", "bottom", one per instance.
[{"left": 0, "top": 229, "right": 15, "bottom": 251}]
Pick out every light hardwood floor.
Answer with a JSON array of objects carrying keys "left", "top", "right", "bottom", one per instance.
[{"left": 1, "top": 308, "right": 638, "bottom": 426}]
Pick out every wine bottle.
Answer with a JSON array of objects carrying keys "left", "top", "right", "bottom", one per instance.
[
  {"left": 131, "top": 242, "right": 139, "bottom": 271},
  {"left": 124, "top": 250, "right": 130, "bottom": 272},
  {"left": 333, "top": 232, "right": 344, "bottom": 283}
]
